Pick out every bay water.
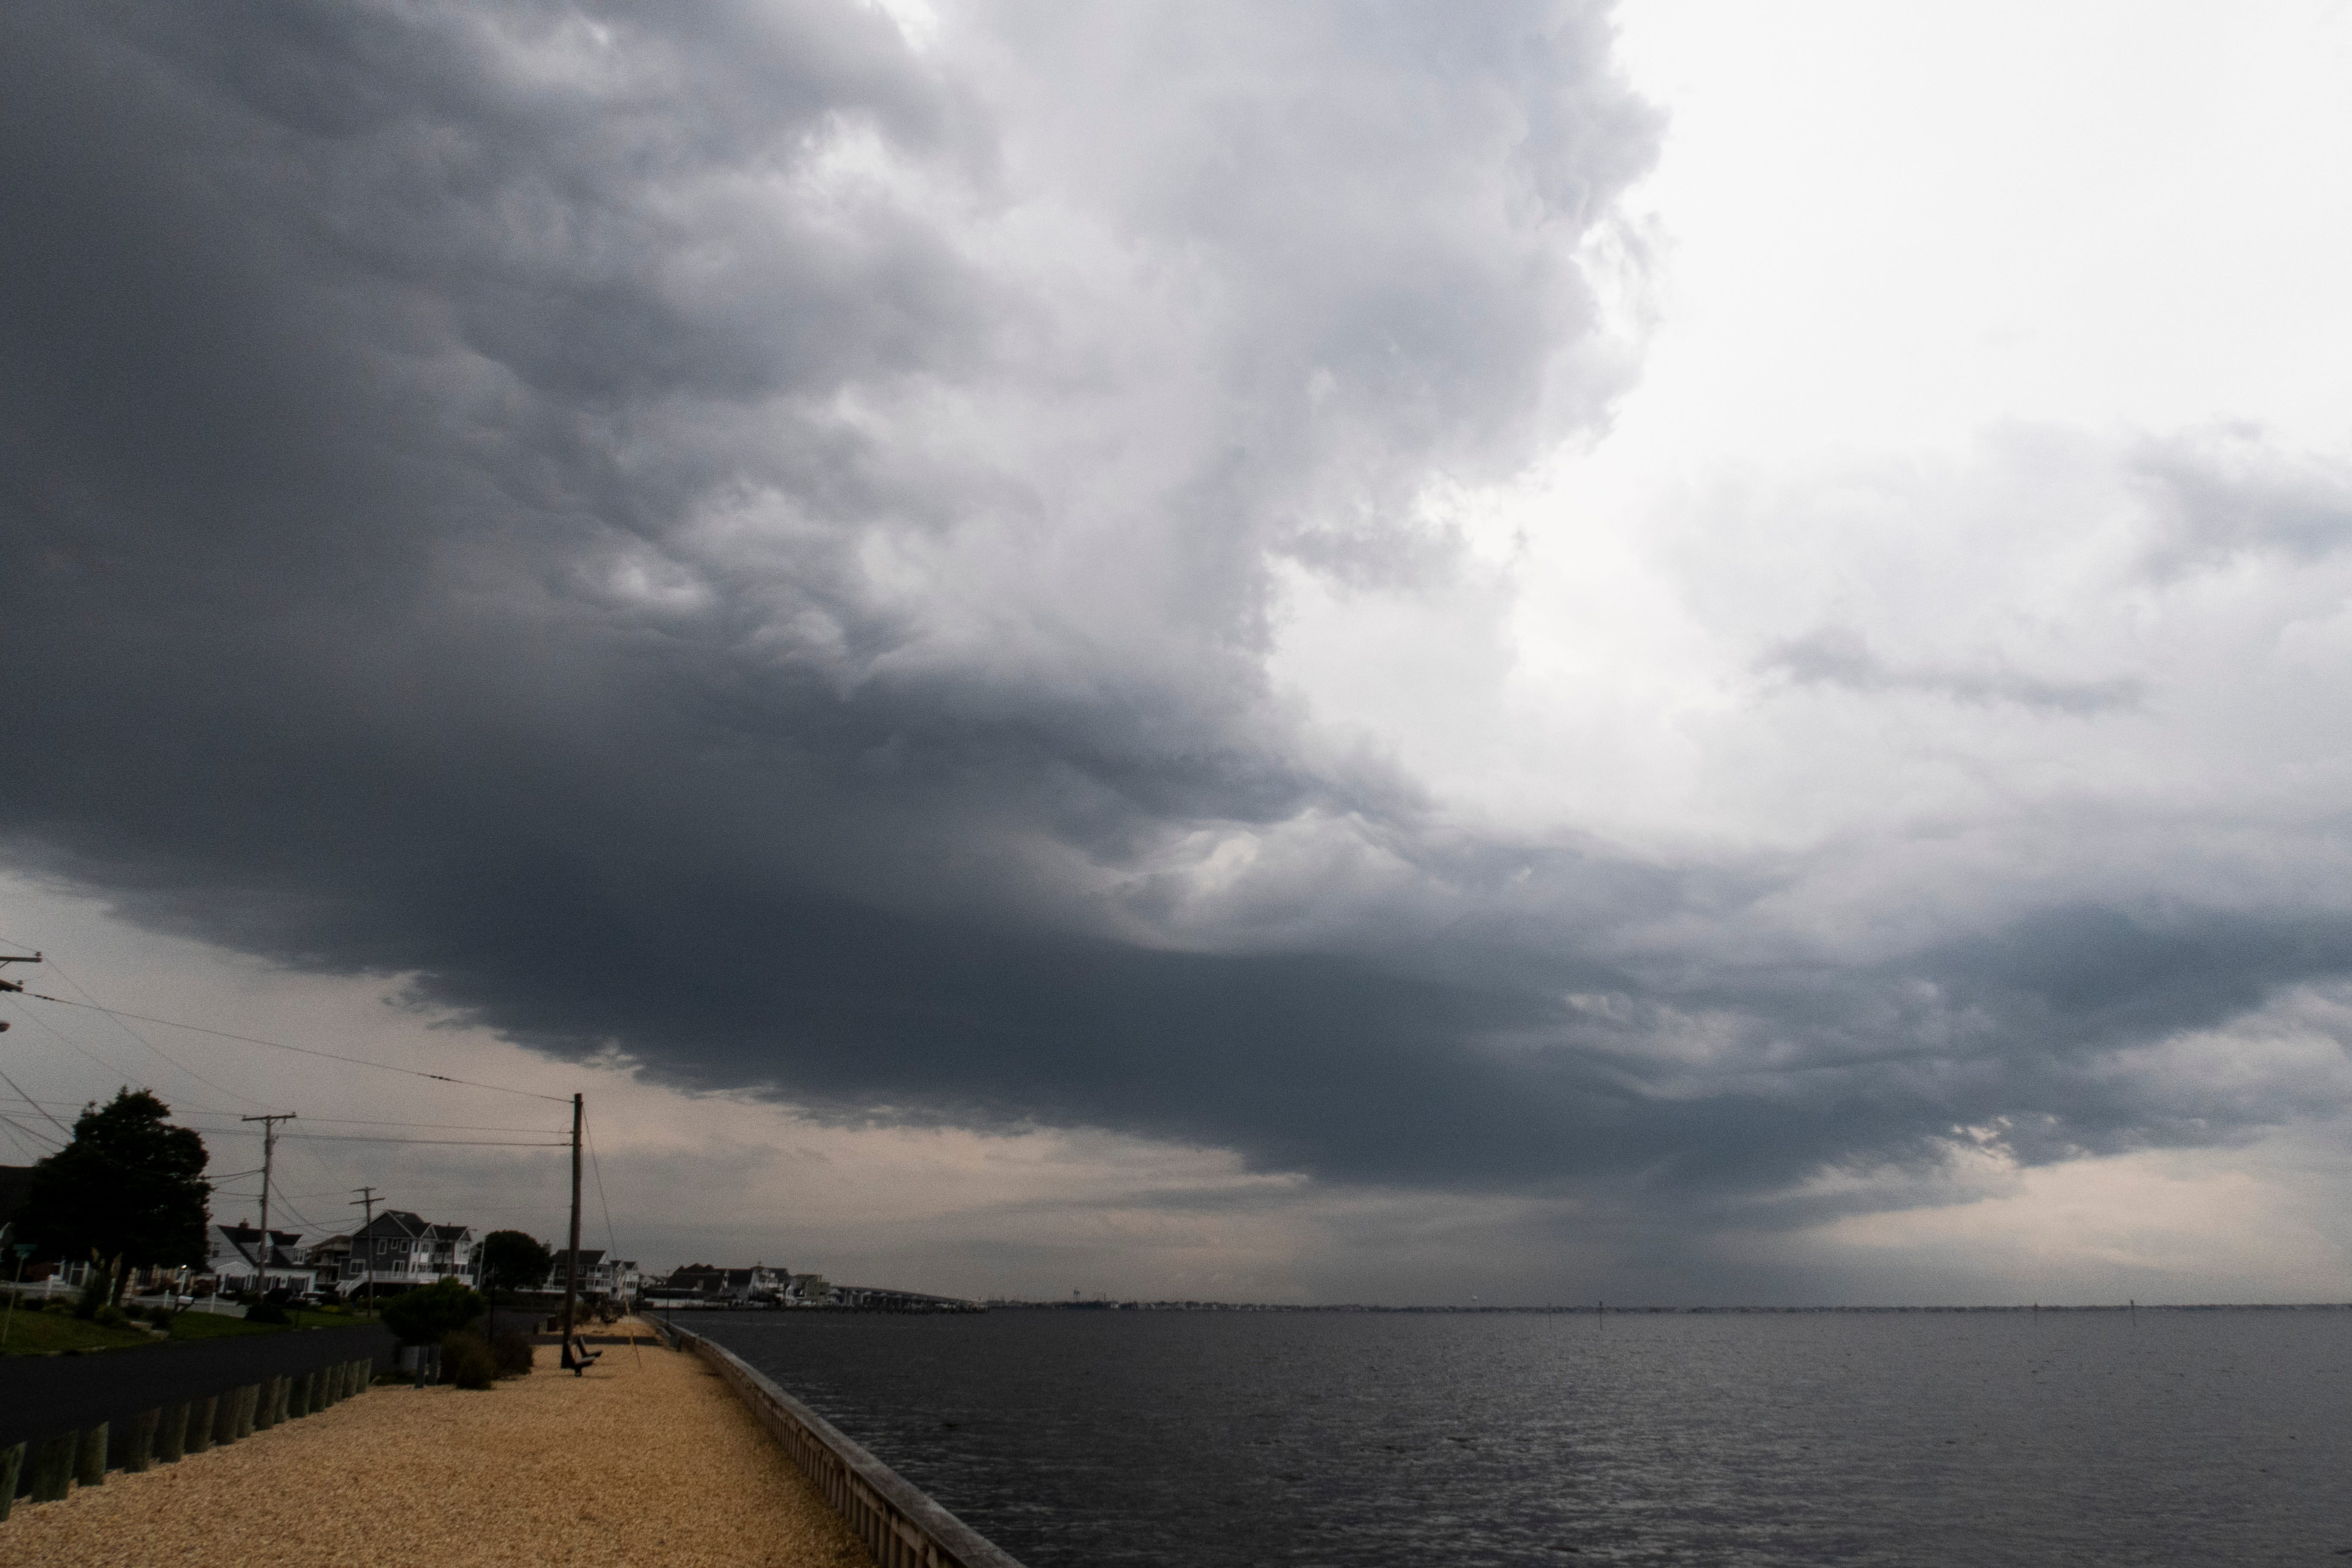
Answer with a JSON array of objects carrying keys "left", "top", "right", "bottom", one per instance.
[{"left": 696, "top": 1307, "right": 2352, "bottom": 1566}]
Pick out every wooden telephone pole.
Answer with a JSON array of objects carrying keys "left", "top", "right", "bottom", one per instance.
[
  {"left": 240, "top": 1113, "right": 296, "bottom": 1298},
  {"left": 349, "top": 1187, "right": 380, "bottom": 1312},
  {"left": 0, "top": 952, "right": 39, "bottom": 1031},
  {"left": 561, "top": 1093, "right": 583, "bottom": 1345}
]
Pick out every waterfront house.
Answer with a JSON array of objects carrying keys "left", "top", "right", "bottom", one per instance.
[
  {"left": 652, "top": 1262, "right": 790, "bottom": 1305},
  {"left": 208, "top": 1222, "right": 318, "bottom": 1296},
  {"left": 544, "top": 1246, "right": 639, "bottom": 1301},
  {"left": 305, "top": 1231, "right": 352, "bottom": 1277},
  {"left": 342, "top": 1210, "right": 479, "bottom": 1295}
]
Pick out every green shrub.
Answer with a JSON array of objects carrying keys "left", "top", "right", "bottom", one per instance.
[
  {"left": 42, "top": 1299, "right": 73, "bottom": 1316},
  {"left": 380, "top": 1278, "right": 485, "bottom": 1347},
  {"left": 443, "top": 1330, "right": 498, "bottom": 1390},
  {"left": 91, "top": 1304, "right": 126, "bottom": 1328},
  {"left": 491, "top": 1330, "right": 536, "bottom": 1378},
  {"left": 245, "top": 1299, "right": 292, "bottom": 1326},
  {"left": 74, "top": 1268, "right": 111, "bottom": 1320}
]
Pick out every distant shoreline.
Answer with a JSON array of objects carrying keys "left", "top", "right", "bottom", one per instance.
[{"left": 979, "top": 1299, "right": 2352, "bottom": 1314}]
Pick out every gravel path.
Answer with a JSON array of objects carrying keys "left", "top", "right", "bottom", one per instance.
[{"left": 3, "top": 1326, "right": 875, "bottom": 1567}]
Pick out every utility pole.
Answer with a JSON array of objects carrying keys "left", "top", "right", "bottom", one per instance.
[
  {"left": 0, "top": 952, "right": 38, "bottom": 1030},
  {"left": 241, "top": 1113, "right": 295, "bottom": 1301},
  {"left": 349, "top": 1187, "right": 380, "bottom": 1314},
  {"left": 562, "top": 1093, "right": 583, "bottom": 1349}
]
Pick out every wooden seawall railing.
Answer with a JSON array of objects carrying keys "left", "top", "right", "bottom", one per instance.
[{"left": 658, "top": 1321, "right": 1027, "bottom": 1568}]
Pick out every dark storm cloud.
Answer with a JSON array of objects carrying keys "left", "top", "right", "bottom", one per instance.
[{"left": 3, "top": 0, "right": 2344, "bottom": 1222}]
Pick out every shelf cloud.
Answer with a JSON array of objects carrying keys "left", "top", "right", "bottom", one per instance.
[{"left": 8, "top": 0, "right": 2352, "bottom": 1278}]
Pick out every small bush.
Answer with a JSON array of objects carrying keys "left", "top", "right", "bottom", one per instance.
[
  {"left": 246, "top": 1299, "right": 293, "bottom": 1326},
  {"left": 443, "top": 1330, "right": 498, "bottom": 1390},
  {"left": 491, "top": 1330, "right": 536, "bottom": 1378},
  {"left": 74, "top": 1269, "right": 111, "bottom": 1320},
  {"left": 43, "top": 1300, "right": 73, "bottom": 1316},
  {"left": 91, "top": 1304, "right": 126, "bottom": 1328}
]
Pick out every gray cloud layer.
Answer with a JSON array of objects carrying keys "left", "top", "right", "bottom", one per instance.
[{"left": 6, "top": 1, "right": 2349, "bottom": 1249}]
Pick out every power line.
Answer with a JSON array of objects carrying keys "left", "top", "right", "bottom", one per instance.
[
  {"left": 3, "top": 1097, "right": 570, "bottom": 1135},
  {"left": 36, "top": 954, "right": 272, "bottom": 1108},
  {"left": 208, "top": 1130, "right": 570, "bottom": 1148},
  {"left": 1, "top": 995, "right": 150, "bottom": 1087},
  {"left": 15, "top": 990, "right": 570, "bottom": 1102},
  {"left": 0, "top": 1065, "right": 70, "bottom": 1135},
  {"left": 584, "top": 1114, "right": 640, "bottom": 1364}
]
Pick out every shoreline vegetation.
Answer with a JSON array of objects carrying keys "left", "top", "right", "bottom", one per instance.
[{"left": 3, "top": 1318, "right": 875, "bottom": 1567}]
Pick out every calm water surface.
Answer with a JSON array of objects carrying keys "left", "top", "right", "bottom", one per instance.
[{"left": 697, "top": 1308, "right": 2352, "bottom": 1567}]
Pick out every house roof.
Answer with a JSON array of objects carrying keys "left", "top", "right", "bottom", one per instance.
[
  {"left": 354, "top": 1210, "right": 429, "bottom": 1240},
  {"left": 353, "top": 1211, "right": 473, "bottom": 1243},
  {"left": 212, "top": 1224, "right": 311, "bottom": 1271}
]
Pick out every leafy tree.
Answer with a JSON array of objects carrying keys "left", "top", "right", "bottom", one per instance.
[
  {"left": 478, "top": 1230, "right": 553, "bottom": 1319},
  {"left": 380, "top": 1277, "right": 485, "bottom": 1346},
  {"left": 19, "top": 1088, "right": 210, "bottom": 1303}
]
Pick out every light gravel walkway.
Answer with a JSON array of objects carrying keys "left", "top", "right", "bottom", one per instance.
[{"left": 3, "top": 1326, "right": 874, "bottom": 1568}]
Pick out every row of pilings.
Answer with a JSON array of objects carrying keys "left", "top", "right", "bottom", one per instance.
[{"left": 1, "top": 1356, "right": 377, "bottom": 1516}]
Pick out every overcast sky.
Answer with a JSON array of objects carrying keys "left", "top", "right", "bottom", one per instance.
[{"left": 6, "top": 1, "right": 2352, "bottom": 1305}]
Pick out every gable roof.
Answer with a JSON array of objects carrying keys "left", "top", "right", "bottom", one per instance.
[{"left": 353, "top": 1210, "right": 429, "bottom": 1240}]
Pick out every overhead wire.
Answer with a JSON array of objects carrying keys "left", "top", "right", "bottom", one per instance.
[
  {"left": 2, "top": 994, "right": 152, "bottom": 1088},
  {"left": 14, "top": 990, "right": 570, "bottom": 1102},
  {"left": 0, "top": 1066, "right": 71, "bottom": 1135},
  {"left": 34, "top": 954, "right": 275, "bottom": 1109},
  {"left": 10, "top": 940, "right": 594, "bottom": 1278},
  {"left": 0, "top": 1094, "right": 563, "bottom": 1136},
  {"left": 0, "top": 1114, "right": 61, "bottom": 1158},
  {"left": 208, "top": 1130, "right": 570, "bottom": 1148},
  {"left": 583, "top": 1113, "right": 640, "bottom": 1365}
]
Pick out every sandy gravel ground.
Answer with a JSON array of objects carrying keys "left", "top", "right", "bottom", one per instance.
[{"left": 3, "top": 1323, "right": 874, "bottom": 1568}]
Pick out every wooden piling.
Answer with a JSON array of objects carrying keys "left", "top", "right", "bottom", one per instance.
[
  {"left": 157, "top": 1402, "right": 190, "bottom": 1463},
  {"left": 0, "top": 1441, "right": 23, "bottom": 1521},
  {"left": 73, "top": 1423, "right": 106, "bottom": 1488},
  {"left": 28, "top": 1432, "right": 74, "bottom": 1502},
  {"left": 189, "top": 1394, "right": 217, "bottom": 1454},
  {"left": 230, "top": 1383, "right": 257, "bottom": 1441},
  {"left": 122, "top": 1408, "right": 159, "bottom": 1473}
]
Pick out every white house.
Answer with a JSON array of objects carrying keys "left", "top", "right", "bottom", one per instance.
[{"left": 207, "top": 1222, "right": 319, "bottom": 1296}]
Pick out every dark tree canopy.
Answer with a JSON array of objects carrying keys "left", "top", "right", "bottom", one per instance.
[
  {"left": 479, "top": 1230, "right": 554, "bottom": 1299},
  {"left": 19, "top": 1087, "right": 211, "bottom": 1271}
]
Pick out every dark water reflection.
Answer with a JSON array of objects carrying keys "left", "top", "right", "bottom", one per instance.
[{"left": 698, "top": 1308, "right": 2352, "bottom": 1567}]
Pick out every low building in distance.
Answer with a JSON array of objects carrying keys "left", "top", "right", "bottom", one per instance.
[{"left": 545, "top": 1246, "right": 640, "bottom": 1302}]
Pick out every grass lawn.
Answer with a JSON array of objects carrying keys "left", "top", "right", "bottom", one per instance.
[
  {"left": 0, "top": 1308, "right": 159, "bottom": 1355},
  {"left": 0, "top": 1303, "right": 379, "bottom": 1354}
]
